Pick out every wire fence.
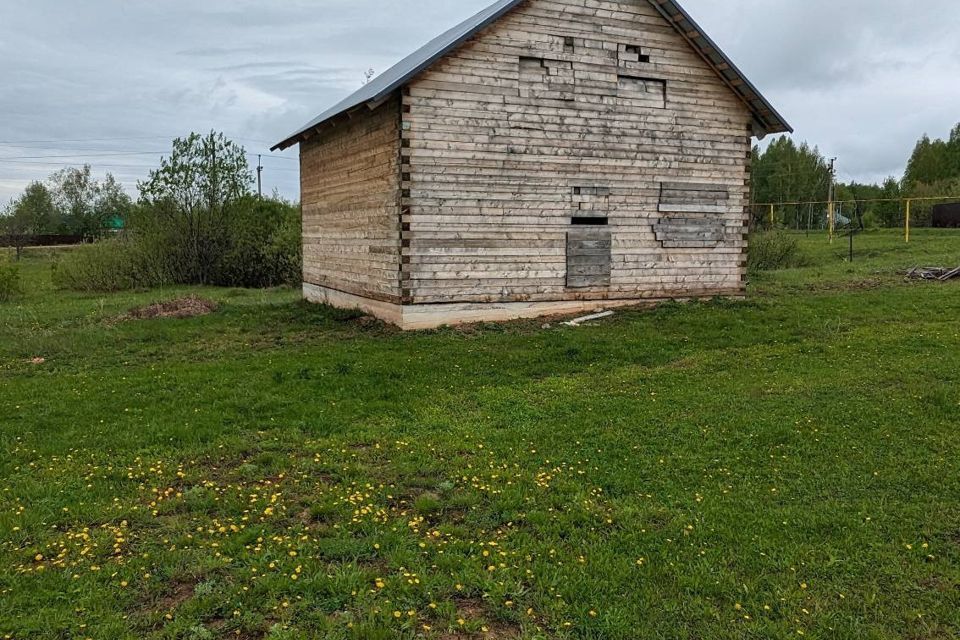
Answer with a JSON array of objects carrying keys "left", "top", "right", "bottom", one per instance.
[{"left": 751, "top": 195, "right": 960, "bottom": 242}]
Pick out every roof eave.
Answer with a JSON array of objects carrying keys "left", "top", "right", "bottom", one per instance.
[
  {"left": 271, "top": 0, "right": 526, "bottom": 151},
  {"left": 271, "top": 98, "right": 389, "bottom": 151},
  {"left": 646, "top": 0, "right": 792, "bottom": 136}
]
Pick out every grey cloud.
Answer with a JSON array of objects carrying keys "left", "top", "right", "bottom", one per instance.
[
  {"left": 697, "top": 0, "right": 958, "bottom": 91},
  {"left": 177, "top": 46, "right": 266, "bottom": 58},
  {"left": 2, "top": 0, "right": 959, "bottom": 206}
]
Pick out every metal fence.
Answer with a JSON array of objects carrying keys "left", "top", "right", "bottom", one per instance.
[
  {"left": 751, "top": 196, "right": 960, "bottom": 243},
  {"left": 0, "top": 234, "right": 85, "bottom": 248}
]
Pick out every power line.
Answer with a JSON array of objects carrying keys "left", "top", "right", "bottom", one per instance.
[
  {"left": 0, "top": 134, "right": 279, "bottom": 146},
  {"left": 0, "top": 160, "right": 160, "bottom": 168},
  {"left": 0, "top": 158, "right": 298, "bottom": 173},
  {"left": 0, "top": 151, "right": 167, "bottom": 161},
  {"left": 0, "top": 135, "right": 175, "bottom": 145},
  {"left": 246, "top": 152, "right": 296, "bottom": 162},
  {"left": 0, "top": 148, "right": 297, "bottom": 169},
  {"left": 0, "top": 144, "right": 289, "bottom": 156},
  {"left": 0, "top": 149, "right": 295, "bottom": 163},
  {"left": 0, "top": 144, "right": 168, "bottom": 153}
]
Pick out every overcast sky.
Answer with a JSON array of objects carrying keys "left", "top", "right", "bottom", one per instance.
[{"left": 2, "top": 0, "right": 959, "bottom": 206}]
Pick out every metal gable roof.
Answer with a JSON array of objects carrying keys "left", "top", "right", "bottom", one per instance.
[
  {"left": 272, "top": 0, "right": 791, "bottom": 151},
  {"left": 646, "top": 0, "right": 792, "bottom": 138}
]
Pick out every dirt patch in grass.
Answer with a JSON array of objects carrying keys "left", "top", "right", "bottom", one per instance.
[
  {"left": 351, "top": 315, "right": 384, "bottom": 329},
  {"left": 207, "top": 617, "right": 268, "bottom": 640},
  {"left": 905, "top": 626, "right": 957, "bottom": 640},
  {"left": 156, "top": 578, "right": 197, "bottom": 610},
  {"left": 438, "top": 597, "right": 521, "bottom": 639},
  {"left": 125, "top": 296, "right": 218, "bottom": 320},
  {"left": 804, "top": 277, "right": 888, "bottom": 292},
  {"left": 943, "top": 529, "right": 960, "bottom": 547},
  {"left": 439, "top": 623, "right": 520, "bottom": 639},
  {"left": 917, "top": 575, "right": 955, "bottom": 593}
]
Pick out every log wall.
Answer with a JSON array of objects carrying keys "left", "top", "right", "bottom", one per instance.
[
  {"left": 301, "top": 96, "right": 402, "bottom": 303},
  {"left": 400, "top": 0, "right": 754, "bottom": 305}
]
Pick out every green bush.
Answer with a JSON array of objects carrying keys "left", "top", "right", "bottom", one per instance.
[
  {"left": 52, "top": 238, "right": 172, "bottom": 292},
  {"left": 54, "top": 197, "right": 301, "bottom": 293},
  {"left": 210, "top": 197, "right": 302, "bottom": 288},
  {"left": 0, "top": 260, "right": 23, "bottom": 302},
  {"left": 748, "top": 232, "right": 811, "bottom": 272},
  {"left": 861, "top": 211, "right": 882, "bottom": 229}
]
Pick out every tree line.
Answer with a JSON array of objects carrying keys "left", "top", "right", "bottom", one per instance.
[
  {"left": 752, "top": 123, "right": 960, "bottom": 229},
  {"left": 1, "top": 167, "right": 133, "bottom": 257},
  {"left": 1, "top": 132, "right": 301, "bottom": 292}
]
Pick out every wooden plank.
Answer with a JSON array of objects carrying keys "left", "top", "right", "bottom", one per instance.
[{"left": 658, "top": 204, "right": 729, "bottom": 214}]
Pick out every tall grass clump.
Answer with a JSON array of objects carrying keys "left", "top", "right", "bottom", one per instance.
[
  {"left": 748, "top": 231, "right": 811, "bottom": 272},
  {"left": 0, "top": 259, "right": 23, "bottom": 302}
]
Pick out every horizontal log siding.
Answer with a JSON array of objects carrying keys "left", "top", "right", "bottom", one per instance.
[
  {"left": 402, "top": 0, "right": 752, "bottom": 304},
  {"left": 301, "top": 97, "right": 402, "bottom": 303}
]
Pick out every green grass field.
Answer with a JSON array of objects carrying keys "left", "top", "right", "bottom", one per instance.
[{"left": 2, "top": 230, "right": 959, "bottom": 639}]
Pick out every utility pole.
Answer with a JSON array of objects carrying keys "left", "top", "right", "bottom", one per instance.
[
  {"left": 257, "top": 154, "right": 263, "bottom": 200},
  {"left": 827, "top": 157, "right": 837, "bottom": 243}
]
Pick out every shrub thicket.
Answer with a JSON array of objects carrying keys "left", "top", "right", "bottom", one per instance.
[
  {"left": 51, "top": 236, "right": 168, "bottom": 292},
  {"left": 54, "top": 197, "right": 301, "bottom": 292},
  {"left": 208, "top": 197, "right": 302, "bottom": 288},
  {"left": 53, "top": 133, "right": 302, "bottom": 293},
  {"left": 748, "top": 232, "right": 811, "bottom": 272},
  {"left": 0, "top": 260, "right": 23, "bottom": 302}
]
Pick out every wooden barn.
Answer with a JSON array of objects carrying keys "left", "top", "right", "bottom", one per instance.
[{"left": 272, "top": 0, "right": 791, "bottom": 329}]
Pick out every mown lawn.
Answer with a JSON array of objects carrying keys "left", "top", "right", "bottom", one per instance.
[{"left": 1, "top": 230, "right": 959, "bottom": 640}]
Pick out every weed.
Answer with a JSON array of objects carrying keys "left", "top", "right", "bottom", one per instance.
[
  {"left": 0, "top": 259, "right": 22, "bottom": 302},
  {"left": 748, "top": 231, "right": 811, "bottom": 271}
]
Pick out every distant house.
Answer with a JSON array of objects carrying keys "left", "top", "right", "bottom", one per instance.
[
  {"left": 106, "top": 215, "right": 125, "bottom": 233},
  {"left": 273, "top": 0, "right": 791, "bottom": 329}
]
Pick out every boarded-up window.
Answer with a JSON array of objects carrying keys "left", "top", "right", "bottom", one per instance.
[
  {"left": 567, "top": 224, "right": 612, "bottom": 289},
  {"left": 519, "top": 56, "right": 575, "bottom": 101},
  {"left": 654, "top": 183, "right": 730, "bottom": 248},
  {"left": 653, "top": 217, "right": 726, "bottom": 248},
  {"left": 617, "top": 76, "right": 666, "bottom": 108},
  {"left": 659, "top": 183, "right": 729, "bottom": 213},
  {"left": 568, "top": 185, "right": 610, "bottom": 288}
]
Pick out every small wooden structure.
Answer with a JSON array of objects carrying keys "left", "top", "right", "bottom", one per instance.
[{"left": 273, "top": 0, "right": 791, "bottom": 329}]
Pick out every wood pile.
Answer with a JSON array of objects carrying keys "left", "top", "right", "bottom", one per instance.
[{"left": 905, "top": 266, "right": 960, "bottom": 281}]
